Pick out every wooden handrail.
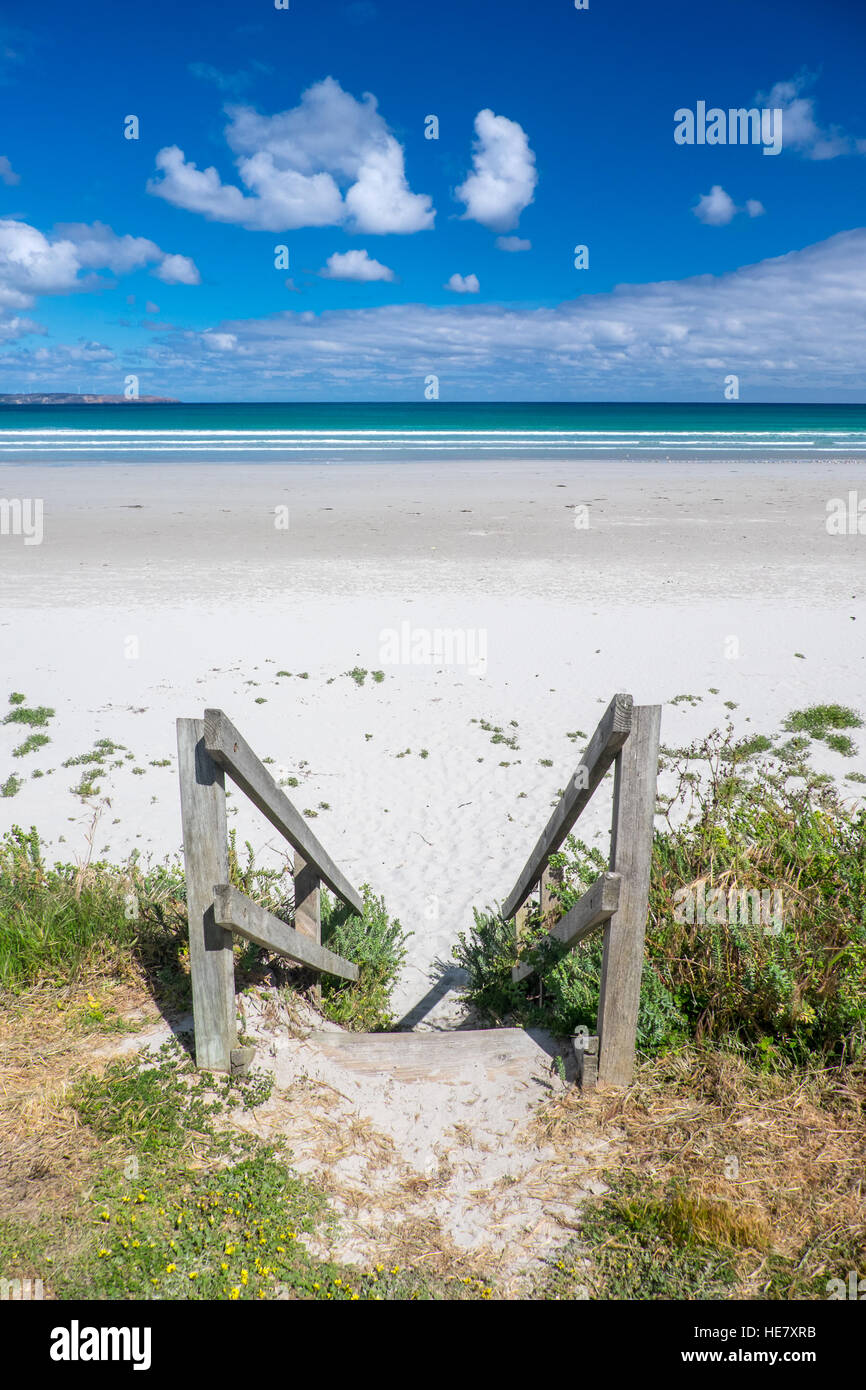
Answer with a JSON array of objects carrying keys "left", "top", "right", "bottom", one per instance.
[
  {"left": 505, "top": 697, "right": 661, "bottom": 1088},
  {"left": 511, "top": 871, "right": 621, "bottom": 982},
  {"left": 203, "top": 708, "right": 363, "bottom": 915},
  {"left": 502, "top": 692, "right": 632, "bottom": 920},
  {"left": 213, "top": 884, "right": 359, "bottom": 982},
  {"left": 179, "top": 709, "right": 366, "bottom": 1073}
]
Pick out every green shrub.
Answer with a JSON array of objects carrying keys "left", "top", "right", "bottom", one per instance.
[
  {"left": 455, "top": 724, "right": 866, "bottom": 1064},
  {"left": 320, "top": 886, "right": 410, "bottom": 1031}
]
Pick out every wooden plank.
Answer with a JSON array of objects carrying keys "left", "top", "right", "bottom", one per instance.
[
  {"left": 212, "top": 883, "right": 358, "bottom": 983},
  {"left": 203, "top": 709, "right": 363, "bottom": 915},
  {"left": 597, "top": 704, "right": 662, "bottom": 1087},
  {"left": 293, "top": 851, "right": 321, "bottom": 942},
  {"left": 294, "top": 849, "right": 321, "bottom": 1004},
  {"left": 540, "top": 862, "right": 564, "bottom": 927},
  {"left": 177, "top": 718, "right": 236, "bottom": 1072},
  {"left": 502, "top": 693, "right": 633, "bottom": 920},
  {"left": 511, "top": 872, "right": 621, "bottom": 982}
]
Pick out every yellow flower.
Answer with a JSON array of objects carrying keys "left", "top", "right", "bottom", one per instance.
[
  {"left": 98, "top": 1248, "right": 111, "bottom": 1258},
  {"left": 100, "top": 1211, "right": 110, "bottom": 1222},
  {"left": 225, "top": 1243, "right": 236, "bottom": 1255},
  {"left": 240, "top": 1270, "right": 248, "bottom": 1286},
  {"left": 229, "top": 1287, "right": 240, "bottom": 1300},
  {"left": 166, "top": 1263, "right": 176, "bottom": 1273},
  {"left": 221, "top": 1262, "right": 228, "bottom": 1272}
]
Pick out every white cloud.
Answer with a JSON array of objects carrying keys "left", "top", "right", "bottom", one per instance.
[
  {"left": 153, "top": 252, "right": 201, "bottom": 285},
  {"left": 444, "top": 272, "right": 479, "bottom": 293},
  {"left": 123, "top": 228, "right": 866, "bottom": 398},
  {"left": 0, "top": 154, "right": 19, "bottom": 185},
  {"left": 693, "top": 187, "right": 766, "bottom": 226},
  {"left": 202, "top": 332, "right": 238, "bottom": 352},
  {"left": 758, "top": 74, "right": 866, "bottom": 160},
  {"left": 148, "top": 77, "right": 434, "bottom": 235},
  {"left": 455, "top": 109, "right": 537, "bottom": 232},
  {"left": 319, "top": 249, "right": 395, "bottom": 282},
  {"left": 693, "top": 186, "right": 738, "bottom": 226},
  {"left": 0, "top": 219, "right": 199, "bottom": 337},
  {"left": 495, "top": 235, "right": 531, "bottom": 252},
  {"left": 0, "top": 315, "right": 44, "bottom": 341}
]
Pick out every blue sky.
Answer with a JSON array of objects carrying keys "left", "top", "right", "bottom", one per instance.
[{"left": 0, "top": 0, "right": 864, "bottom": 399}]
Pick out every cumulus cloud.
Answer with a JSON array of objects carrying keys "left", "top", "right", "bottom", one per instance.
[
  {"left": 693, "top": 186, "right": 765, "bottom": 226},
  {"left": 758, "top": 73, "right": 866, "bottom": 160},
  {"left": 444, "top": 272, "right": 479, "bottom": 293},
  {"left": 148, "top": 77, "right": 434, "bottom": 235},
  {"left": 153, "top": 252, "right": 201, "bottom": 285},
  {"left": 455, "top": 110, "right": 537, "bottom": 232},
  {"left": 120, "top": 229, "right": 866, "bottom": 399},
  {"left": 495, "top": 235, "right": 531, "bottom": 252},
  {"left": 0, "top": 154, "right": 19, "bottom": 185},
  {"left": 0, "top": 219, "right": 199, "bottom": 337},
  {"left": 319, "top": 249, "right": 395, "bottom": 282}
]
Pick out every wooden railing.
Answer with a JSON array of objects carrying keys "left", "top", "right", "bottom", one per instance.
[
  {"left": 503, "top": 693, "right": 662, "bottom": 1087},
  {"left": 177, "top": 709, "right": 362, "bottom": 1073}
]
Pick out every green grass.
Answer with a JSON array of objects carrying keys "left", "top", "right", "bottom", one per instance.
[
  {"left": 454, "top": 719, "right": 866, "bottom": 1064},
  {"left": 0, "top": 1046, "right": 493, "bottom": 1301},
  {"left": 1, "top": 774, "right": 22, "bottom": 798},
  {"left": 535, "top": 1175, "right": 744, "bottom": 1301},
  {"left": 12, "top": 733, "right": 50, "bottom": 758},
  {"left": 0, "top": 825, "right": 190, "bottom": 995},
  {"left": 3, "top": 704, "right": 54, "bottom": 728},
  {"left": 783, "top": 704, "right": 862, "bottom": 757}
]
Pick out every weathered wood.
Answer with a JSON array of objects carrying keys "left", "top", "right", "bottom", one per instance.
[
  {"left": 294, "top": 849, "right": 321, "bottom": 1003},
  {"left": 212, "top": 883, "right": 358, "bottom": 982},
  {"left": 597, "top": 704, "right": 662, "bottom": 1087},
  {"left": 203, "top": 709, "right": 363, "bottom": 915},
  {"left": 293, "top": 850, "right": 321, "bottom": 942},
  {"left": 540, "top": 862, "right": 564, "bottom": 926},
  {"left": 177, "top": 719, "right": 236, "bottom": 1072},
  {"left": 502, "top": 693, "right": 632, "bottom": 920},
  {"left": 511, "top": 872, "right": 621, "bottom": 982},
  {"left": 230, "top": 1047, "right": 256, "bottom": 1077},
  {"left": 574, "top": 1035, "right": 599, "bottom": 1089}
]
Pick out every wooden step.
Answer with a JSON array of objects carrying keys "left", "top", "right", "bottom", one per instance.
[{"left": 304, "top": 1027, "right": 556, "bottom": 1083}]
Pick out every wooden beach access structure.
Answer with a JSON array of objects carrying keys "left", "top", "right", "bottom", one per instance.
[
  {"left": 177, "top": 693, "right": 660, "bottom": 1088},
  {"left": 502, "top": 693, "right": 661, "bottom": 1087}
]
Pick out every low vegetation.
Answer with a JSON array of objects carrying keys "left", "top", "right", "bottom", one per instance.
[{"left": 454, "top": 720, "right": 866, "bottom": 1066}]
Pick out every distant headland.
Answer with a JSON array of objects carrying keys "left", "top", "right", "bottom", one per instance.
[{"left": 0, "top": 393, "right": 179, "bottom": 404}]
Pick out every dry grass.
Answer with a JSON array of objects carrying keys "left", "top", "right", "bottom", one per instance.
[
  {"left": 0, "top": 979, "right": 161, "bottom": 1223},
  {"left": 531, "top": 1045, "right": 866, "bottom": 1295}
]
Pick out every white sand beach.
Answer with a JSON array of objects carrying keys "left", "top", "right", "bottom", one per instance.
[{"left": 2, "top": 456, "right": 865, "bottom": 1023}]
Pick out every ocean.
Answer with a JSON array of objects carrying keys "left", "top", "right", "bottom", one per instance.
[{"left": 1, "top": 401, "right": 866, "bottom": 462}]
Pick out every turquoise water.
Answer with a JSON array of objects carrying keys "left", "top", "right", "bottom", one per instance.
[{"left": 2, "top": 402, "right": 866, "bottom": 461}]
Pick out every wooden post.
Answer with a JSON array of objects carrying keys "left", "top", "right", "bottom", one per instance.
[
  {"left": 294, "top": 849, "right": 322, "bottom": 1002},
  {"left": 540, "top": 862, "right": 564, "bottom": 927},
  {"left": 597, "top": 704, "right": 661, "bottom": 1087},
  {"left": 177, "top": 719, "right": 236, "bottom": 1072}
]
